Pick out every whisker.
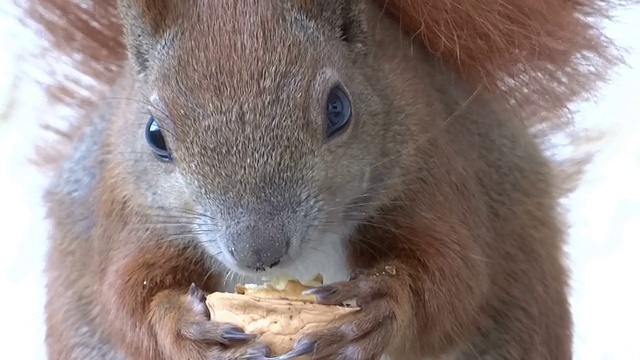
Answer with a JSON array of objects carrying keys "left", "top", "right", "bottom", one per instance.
[
  {"left": 139, "top": 222, "right": 212, "bottom": 228},
  {"left": 201, "top": 269, "right": 217, "bottom": 286}
]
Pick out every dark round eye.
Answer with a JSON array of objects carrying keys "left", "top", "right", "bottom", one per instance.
[
  {"left": 145, "top": 116, "right": 172, "bottom": 162},
  {"left": 325, "top": 85, "right": 352, "bottom": 138}
]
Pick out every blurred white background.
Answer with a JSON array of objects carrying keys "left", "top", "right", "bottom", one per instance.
[{"left": 0, "top": 2, "right": 638, "bottom": 360}]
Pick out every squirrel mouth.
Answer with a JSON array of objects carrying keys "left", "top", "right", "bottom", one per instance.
[
  {"left": 215, "top": 245, "right": 293, "bottom": 276},
  {"left": 248, "top": 258, "right": 282, "bottom": 273}
]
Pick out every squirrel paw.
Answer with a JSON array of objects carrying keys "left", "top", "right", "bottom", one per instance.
[
  {"left": 156, "top": 283, "right": 271, "bottom": 360},
  {"left": 182, "top": 283, "right": 258, "bottom": 344},
  {"left": 263, "top": 268, "right": 396, "bottom": 360}
]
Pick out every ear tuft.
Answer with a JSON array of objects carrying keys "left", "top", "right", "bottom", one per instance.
[
  {"left": 116, "top": 0, "right": 180, "bottom": 74},
  {"left": 375, "top": 0, "right": 627, "bottom": 129},
  {"left": 297, "top": 0, "right": 369, "bottom": 45},
  {"left": 338, "top": 5, "right": 359, "bottom": 43},
  {"left": 117, "top": 0, "right": 176, "bottom": 36}
]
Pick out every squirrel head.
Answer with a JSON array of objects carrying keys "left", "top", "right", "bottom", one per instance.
[{"left": 113, "top": 0, "right": 408, "bottom": 274}]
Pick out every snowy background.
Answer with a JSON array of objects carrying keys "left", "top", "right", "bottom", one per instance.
[{"left": 0, "top": 2, "right": 638, "bottom": 360}]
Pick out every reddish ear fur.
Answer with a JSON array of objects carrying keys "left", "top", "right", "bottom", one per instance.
[
  {"left": 17, "top": 0, "right": 126, "bottom": 173},
  {"left": 19, "top": 0, "right": 125, "bottom": 108},
  {"left": 126, "top": 0, "right": 170, "bottom": 32},
  {"left": 375, "top": 0, "right": 626, "bottom": 125},
  {"left": 16, "top": 0, "right": 628, "bottom": 173},
  {"left": 117, "top": 0, "right": 180, "bottom": 36},
  {"left": 22, "top": 0, "right": 627, "bottom": 118}
]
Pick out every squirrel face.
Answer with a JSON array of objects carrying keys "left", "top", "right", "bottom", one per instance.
[{"left": 116, "top": 1, "right": 407, "bottom": 275}]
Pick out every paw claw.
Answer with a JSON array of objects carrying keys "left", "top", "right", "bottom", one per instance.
[
  {"left": 244, "top": 346, "right": 270, "bottom": 360},
  {"left": 300, "top": 288, "right": 317, "bottom": 296},
  {"left": 187, "top": 282, "right": 206, "bottom": 300},
  {"left": 272, "top": 339, "right": 316, "bottom": 359},
  {"left": 186, "top": 283, "right": 210, "bottom": 318},
  {"left": 301, "top": 286, "right": 332, "bottom": 296},
  {"left": 302, "top": 285, "right": 339, "bottom": 304},
  {"left": 221, "top": 326, "right": 257, "bottom": 341}
]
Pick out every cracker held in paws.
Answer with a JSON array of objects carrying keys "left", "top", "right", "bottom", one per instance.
[{"left": 205, "top": 274, "right": 360, "bottom": 357}]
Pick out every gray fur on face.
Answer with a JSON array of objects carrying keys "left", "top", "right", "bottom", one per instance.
[{"left": 128, "top": 1, "right": 404, "bottom": 276}]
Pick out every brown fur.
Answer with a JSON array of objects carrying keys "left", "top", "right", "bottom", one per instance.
[
  {"left": 376, "top": 0, "right": 626, "bottom": 122},
  {"left": 18, "top": 0, "right": 125, "bottom": 173},
  {"left": 12, "top": 0, "right": 630, "bottom": 359}
]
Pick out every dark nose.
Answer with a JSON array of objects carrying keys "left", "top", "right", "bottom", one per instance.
[
  {"left": 227, "top": 223, "right": 290, "bottom": 272},
  {"left": 229, "top": 247, "right": 284, "bottom": 271}
]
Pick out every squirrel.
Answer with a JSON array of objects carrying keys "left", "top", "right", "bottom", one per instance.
[{"left": 16, "top": 0, "right": 626, "bottom": 359}]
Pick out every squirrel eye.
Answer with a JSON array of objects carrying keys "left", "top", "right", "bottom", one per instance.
[
  {"left": 325, "top": 85, "right": 352, "bottom": 139},
  {"left": 145, "top": 116, "right": 173, "bottom": 162}
]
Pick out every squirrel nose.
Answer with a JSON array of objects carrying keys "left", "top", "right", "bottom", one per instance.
[
  {"left": 227, "top": 230, "right": 290, "bottom": 272},
  {"left": 229, "top": 245, "right": 287, "bottom": 272},
  {"left": 222, "top": 206, "right": 295, "bottom": 272}
]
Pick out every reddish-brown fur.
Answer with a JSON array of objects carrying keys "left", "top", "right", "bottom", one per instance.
[
  {"left": 376, "top": 0, "right": 625, "bottom": 122},
  {"left": 13, "top": 0, "right": 630, "bottom": 359},
  {"left": 21, "top": 0, "right": 625, "bottom": 158}
]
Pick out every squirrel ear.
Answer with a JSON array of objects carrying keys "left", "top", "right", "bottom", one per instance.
[
  {"left": 116, "top": 0, "right": 181, "bottom": 74},
  {"left": 299, "top": 0, "right": 369, "bottom": 45}
]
